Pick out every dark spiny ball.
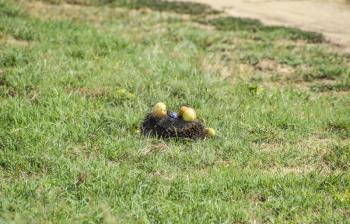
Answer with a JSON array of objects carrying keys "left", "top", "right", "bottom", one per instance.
[{"left": 141, "top": 113, "right": 206, "bottom": 140}]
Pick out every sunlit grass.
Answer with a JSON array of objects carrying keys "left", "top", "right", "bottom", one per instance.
[{"left": 0, "top": 0, "right": 349, "bottom": 223}]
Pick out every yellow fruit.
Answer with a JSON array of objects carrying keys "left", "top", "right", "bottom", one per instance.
[
  {"left": 206, "top": 128, "right": 216, "bottom": 137},
  {"left": 152, "top": 102, "right": 167, "bottom": 118},
  {"left": 182, "top": 107, "right": 196, "bottom": 122},
  {"left": 178, "top": 106, "right": 188, "bottom": 117}
]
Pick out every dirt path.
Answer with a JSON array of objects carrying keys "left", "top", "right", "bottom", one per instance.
[{"left": 184, "top": 0, "right": 350, "bottom": 50}]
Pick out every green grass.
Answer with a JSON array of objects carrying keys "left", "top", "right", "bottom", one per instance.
[
  {"left": 42, "top": 0, "right": 220, "bottom": 15},
  {"left": 199, "top": 16, "right": 324, "bottom": 43},
  {"left": 1, "top": 0, "right": 350, "bottom": 223}
]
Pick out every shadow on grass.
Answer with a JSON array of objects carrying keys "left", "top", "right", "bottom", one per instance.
[
  {"left": 303, "top": 66, "right": 350, "bottom": 82},
  {"left": 0, "top": 1, "right": 21, "bottom": 17},
  {"left": 323, "top": 144, "right": 350, "bottom": 170},
  {"left": 38, "top": 0, "right": 324, "bottom": 43},
  {"left": 117, "top": 0, "right": 220, "bottom": 15},
  {"left": 310, "top": 82, "right": 350, "bottom": 92},
  {"left": 199, "top": 17, "right": 324, "bottom": 43},
  {"left": 42, "top": 0, "right": 220, "bottom": 15}
]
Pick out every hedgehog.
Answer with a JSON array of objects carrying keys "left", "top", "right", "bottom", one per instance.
[{"left": 141, "top": 112, "right": 207, "bottom": 140}]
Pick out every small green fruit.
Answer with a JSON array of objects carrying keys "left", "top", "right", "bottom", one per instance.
[
  {"left": 206, "top": 128, "right": 216, "bottom": 137},
  {"left": 182, "top": 107, "right": 196, "bottom": 122},
  {"left": 152, "top": 102, "right": 167, "bottom": 118}
]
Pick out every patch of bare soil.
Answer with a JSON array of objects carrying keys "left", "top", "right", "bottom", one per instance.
[{"left": 183, "top": 0, "right": 350, "bottom": 52}]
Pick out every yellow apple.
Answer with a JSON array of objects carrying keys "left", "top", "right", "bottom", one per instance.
[
  {"left": 206, "top": 128, "right": 216, "bottom": 137},
  {"left": 152, "top": 102, "right": 167, "bottom": 118},
  {"left": 182, "top": 107, "right": 196, "bottom": 122},
  {"left": 178, "top": 106, "right": 188, "bottom": 117}
]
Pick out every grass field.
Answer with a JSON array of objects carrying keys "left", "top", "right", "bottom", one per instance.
[{"left": 1, "top": 0, "right": 350, "bottom": 223}]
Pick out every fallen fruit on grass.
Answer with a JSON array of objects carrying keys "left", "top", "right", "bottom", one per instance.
[
  {"left": 181, "top": 107, "right": 197, "bottom": 122},
  {"left": 206, "top": 128, "right": 216, "bottom": 137},
  {"left": 179, "top": 106, "right": 188, "bottom": 117},
  {"left": 142, "top": 104, "right": 210, "bottom": 139},
  {"left": 152, "top": 102, "right": 167, "bottom": 118}
]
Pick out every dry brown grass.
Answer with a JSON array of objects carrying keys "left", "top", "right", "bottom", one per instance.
[
  {"left": 141, "top": 141, "right": 169, "bottom": 155},
  {"left": 251, "top": 134, "right": 347, "bottom": 175},
  {"left": 23, "top": 0, "right": 127, "bottom": 23},
  {"left": 255, "top": 59, "right": 294, "bottom": 76},
  {"left": 267, "top": 166, "right": 315, "bottom": 175},
  {"left": 200, "top": 50, "right": 256, "bottom": 82},
  {"left": 65, "top": 87, "right": 108, "bottom": 98}
]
